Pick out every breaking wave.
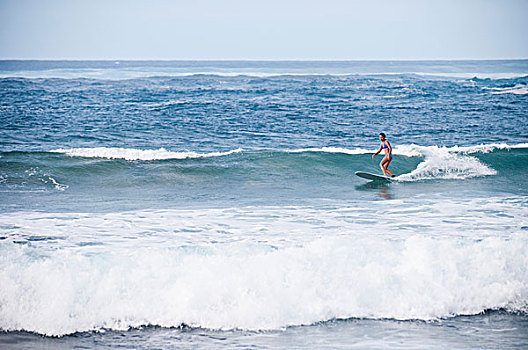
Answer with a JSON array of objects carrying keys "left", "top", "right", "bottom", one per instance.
[
  {"left": 51, "top": 147, "right": 243, "bottom": 161},
  {"left": 1, "top": 230, "right": 526, "bottom": 336}
]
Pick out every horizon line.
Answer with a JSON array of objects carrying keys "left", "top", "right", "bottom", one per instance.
[{"left": 1, "top": 58, "right": 528, "bottom": 62}]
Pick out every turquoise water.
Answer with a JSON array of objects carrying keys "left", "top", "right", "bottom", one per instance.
[{"left": 1, "top": 60, "right": 527, "bottom": 348}]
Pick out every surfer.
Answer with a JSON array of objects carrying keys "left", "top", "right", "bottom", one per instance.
[{"left": 372, "top": 133, "right": 395, "bottom": 178}]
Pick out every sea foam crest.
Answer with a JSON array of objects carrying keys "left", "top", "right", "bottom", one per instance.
[
  {"left": 0, "top": 234, "right": 527, "bottom": 336},
  {"left": 289, "top": 146, "right": 371, "bottom": 154},
  {"left": 484, "top": 84, "right": 528, "bottom": 95},
  {"left": 290, "top": 142, "right": 527, "bottom": 157},
  {"left": 393, "top": 144, "right": 498, "bottom": 181},
  {"left": 51, "top": 147, "right": 243, "bottom": 160},
  {"left": 393, "top": 143, "right": 528, "bottom": 180}
]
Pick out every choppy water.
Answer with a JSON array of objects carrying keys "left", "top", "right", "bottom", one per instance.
[{"left": 1, "top": 60, "right": 527, "bottom": 349}]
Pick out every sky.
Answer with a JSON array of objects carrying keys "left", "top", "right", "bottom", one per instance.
[{"left": 0, "top": 0, "right": 527, "bottom": 60}]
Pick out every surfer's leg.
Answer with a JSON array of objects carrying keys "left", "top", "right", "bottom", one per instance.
[
  {"left": 385, "top": 157, "right": 395, "bottom": 177},
  {"left": 381, "top": 156, "right": 394, "bottom": 177},
  {"left": 379, "top": 158, "right": 388, "bottom": 176}
]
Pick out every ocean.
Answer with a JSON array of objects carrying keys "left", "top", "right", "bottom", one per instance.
[{"left": 0, "top": 60, "right": 527, "bottom": 349}]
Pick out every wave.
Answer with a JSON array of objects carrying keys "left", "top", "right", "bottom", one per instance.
[
  {"left": 417, "top": 72, "right": 528, "bottom": 80},
  {"left": 290, "top": 143, "right": 528, "bottom": 181},
  {"left": 1, "top": 69, "right": 527, "bottom": 81},
  {"left": 51, "top": 147, "right": 243, "bottom": 160},
  {"left": 392, "top": 144, "right": 497, "bottom": 181},
  {"left": 393, "top": 143, "right": 528, "bottom": 181},
  {"left": 289, "top": 146, "right": 371, "bottom": 155},
  {"left": 290, "top": 142, "right": 528, "bottom": 156},
  {"left": 50, "top": 143, "right": 511, "bottom": 182},
  {"left": 0, "top": 231, "right": 526, "bottom": 336},
  {"left": 483, "top": 84, "right": 528, "bottom": 95},
  {"left": 2, "top": 143, "right": 525, "bottom": 192}
]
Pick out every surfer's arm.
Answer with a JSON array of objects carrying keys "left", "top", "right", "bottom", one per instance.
[
  {"left": 386, "top": 141, "right": 392, "bottom": 155},
  {"left": 372, "top": 145, "right": 382, "bottom": 158}
]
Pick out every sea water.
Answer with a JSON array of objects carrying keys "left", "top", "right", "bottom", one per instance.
[{"left": 0, "top": 60, "right": 527, "bottom": 349}]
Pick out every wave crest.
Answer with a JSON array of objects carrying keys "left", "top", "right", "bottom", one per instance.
[
  {"left": 1, "top": 233, "right": 526, "bottom": 336},
  {"left": 394, "top": 144, "right": 498, "bottom": 181},
  {"left": 51, "top": 147, "right": 243, "bottom": 160},
  {"left": 288, "top": 146, "right": 371, "bottom": 154},
  {"left": 484, "top": 84, "right": 528, "bottom": 95},
  {"left": 43, "top": 143, "right": 527, "bottom": 182}
]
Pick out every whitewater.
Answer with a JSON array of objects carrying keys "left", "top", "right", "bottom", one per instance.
[{"left": 1, "top": 60, "right": 528, "bottom": 349}]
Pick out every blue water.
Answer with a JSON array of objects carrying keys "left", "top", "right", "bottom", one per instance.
[{"left": 1, "top": 60, "right": 527, "bottom": 349}]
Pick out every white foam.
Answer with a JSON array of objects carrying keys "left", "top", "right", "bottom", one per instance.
[
  {"left": 42, "top": 175, "right": 69, "bottom": 191},
  {"left": 393, "top": 144, "right": 498, "bottom": 181},
  {"left": 433, "top": 142, "right": 528, "bottom": 154},
  {"left": 2, "top": 197, "right": 526, "bottom": 248},
  {"left": 0, "top": 233, "right": 526, "bottom": 336},
  {"left": 393, "top": 142, "right": 528, "bottom": 157},
  {"left": 393, "top": 143, "right": 527, "bottom": 180},
  {"left": 1, "top": 198, "right": 527, "bottom": 336},
  {"left": 415, "top": 72, "right": 528, "bottom": 80},
  {"left": 484, "top": 84, "right": 528, "bottom": 95},
  {"left": 290, "top": 143, "right": 527, "bottom": 158},
  {"left": 23, "top": 168, "right": 69, "bottom": 191},
  {"left": 288, "top": 147, "right": 372, "bottom": 155},
  {"left": 51, "top": 147, "right": 243, "bottom": 161}
]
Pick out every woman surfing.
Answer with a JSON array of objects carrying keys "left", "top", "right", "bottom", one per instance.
[{"left": 372, "top": 133, "right": 395, "bottom": 178}]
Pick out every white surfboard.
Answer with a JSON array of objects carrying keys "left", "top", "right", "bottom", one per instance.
[{"left": 355, "top": 171, "right": 393, "bottom": 182}]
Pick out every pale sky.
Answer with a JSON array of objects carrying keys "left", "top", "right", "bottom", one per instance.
[{"left": 1, "top": 0, "right": 527, "bottom": 60}]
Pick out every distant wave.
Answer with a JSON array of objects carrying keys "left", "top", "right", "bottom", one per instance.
[
  {"left": 416, "top": 72, "right": 528, "bottom": 80},
  {"left": 51, "top": 147, "right": 243, "bottom": 160},
  {"left": 1, "top": 69, "right": 527, "bottom": 80},
  {"left": 484, "top": 84, "right": 528, "bottom": 95}
]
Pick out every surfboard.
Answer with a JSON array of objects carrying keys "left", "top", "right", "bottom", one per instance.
[{"left": 355, "top": 171, "right": 392, "bottom": 182}]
